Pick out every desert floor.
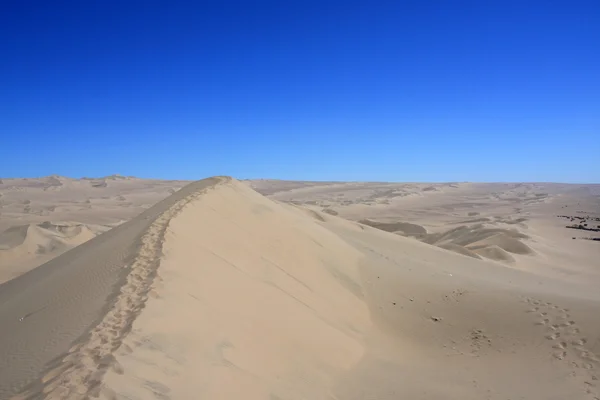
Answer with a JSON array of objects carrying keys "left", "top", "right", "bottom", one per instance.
[{"left": 0, "top": 176, "right": 598, "bottom": 399}]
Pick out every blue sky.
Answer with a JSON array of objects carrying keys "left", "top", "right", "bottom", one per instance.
[{"left": 1, "top": 1, "right": 598, "bottom": 182}]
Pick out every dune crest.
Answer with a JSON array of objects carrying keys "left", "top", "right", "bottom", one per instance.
[{"left": 96, "top": 180, "right": 371, "bottom": 399}]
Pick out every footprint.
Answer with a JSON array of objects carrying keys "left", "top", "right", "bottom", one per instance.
[
  {"left": 580, "top": 351, "right": 599, "bottom": 363},
  {"left": 111, "top": 361, "right": 124, "bottom": 375},
  {"left": 572, "top": 338, "right": 588, "bottom": 346},
  {"left": 553, "top": 342, "right": 568, "bottom": 350},
  {"left": 536, "top": 319, "right": 550, "bottom": 326},
  {"left": 527, "top": 307, "right": 539, "bottom": 313},
  {"left": 553, "top": 351, "right": 567, "bottom": 360},
  {"left": 546, "top": 332, "right": 561, "bottom": 340},
  {"left": 119, "top": 343, "right": 133, "bottom": 355}
]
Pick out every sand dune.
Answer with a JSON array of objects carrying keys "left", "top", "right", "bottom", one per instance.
[
  {"left": 358, "top": 219, "right": 427, "bottom": 236},
  {"left": 0, "top": 225, "right": 32, "bottom": 249},
  {"left": 0, "top": 222, "right": 96, "bottom": 283},
  {"left": 1, "top": 177, "right": 599, "bottom": 399},
  {"left": 0, "top": 178, "right": 221, "bottom": 398},
  {"left": 414, "top": 225, "right": 536, "bottom": 263},
  {"left": 350, "top": 220, "right": 535, "bottom": 264},
  {"left": 471, "top": 244, "right": 516, "bottom": 262},
  {"left": 437, "top": 242, "right": 482, "bottom": 259},
  {"left": 467, "top": 232, "right": 535, "bottom": 256},
  {"left": 100, "top": 179, "right": 370, "bottom": 400}
]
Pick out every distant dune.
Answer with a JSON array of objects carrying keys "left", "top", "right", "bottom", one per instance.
[
  {"left": 358, "top": 219, "right": 427, "bottom": 236},
  {"left": 0, "top": 176, "right": 189, "bottom": 280},
  {"left": 471, "top": 244, "right": 516, "bottom": 263},
  {"left": 437, "top": 243, "right": 482, "bottom": 259},
  {"left": 412, "top": 224, "right": 534, "bottom": 263},
  {"left": 0, "top": 177, "right": 599, "bottom": 399},
  {"left": 0, "top": 221, "right": 96, "bottom": 283}
]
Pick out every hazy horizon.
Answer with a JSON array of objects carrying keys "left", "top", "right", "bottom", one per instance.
[{"left": 1, "top": 174, "right": 599, "bottom": 185}]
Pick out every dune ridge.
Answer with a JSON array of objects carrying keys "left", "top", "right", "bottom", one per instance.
[
  {"left": 0, "top": 177, "right": 226, "bottom": 398},
  {"left": 100, "top": 179, "right": 370, "bottom": 399},
  {"left": 32, "top": 177, "right": 230, "bottom": 399}
]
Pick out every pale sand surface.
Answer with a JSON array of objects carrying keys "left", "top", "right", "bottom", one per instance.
[
  {"left": 0, "top": 177, "right": 598, "bottom": 399},
  {"left": 250, "top": 180, "right": 600, "bottom": 286}
]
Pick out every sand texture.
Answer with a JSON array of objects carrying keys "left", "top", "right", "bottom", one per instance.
[{"left": 0, "top": 177, "right": 598, "bottom": 399}]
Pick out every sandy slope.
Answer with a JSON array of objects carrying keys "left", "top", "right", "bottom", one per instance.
[
  {"left": 1, "top": 178, "right": 599, "bottom": 399},
  {"left": 99, "top": 180, "right": 372, "bottom": 400}
]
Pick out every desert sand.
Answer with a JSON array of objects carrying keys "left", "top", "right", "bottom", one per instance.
[
  {"left": 0, "top": 175, "right": 187, "bottom": 283},
  {"left": 0, "top": 177, "right": 599, "bottom": 399}
]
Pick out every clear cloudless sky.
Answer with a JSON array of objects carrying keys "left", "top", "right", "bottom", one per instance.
[{"left": 1, "top": 1, "right": 599, "bottom": 182}]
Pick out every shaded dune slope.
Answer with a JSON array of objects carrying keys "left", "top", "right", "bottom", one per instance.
[
  {"left": 356, "top": 220, "right": 535, "bottom": 263},
  {"left": 0, "top": 178, "right": 599, "bottom": 400},
  {"left": 358, "top": 219, "right": 427, "bottom": 236},
  {"left": 0, "top": 226, "right": 32, "bottom": 249}
]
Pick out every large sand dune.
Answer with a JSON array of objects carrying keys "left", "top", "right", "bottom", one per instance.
[{"left": 1, "top": 177, "right": 599, "bottom": 399}]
